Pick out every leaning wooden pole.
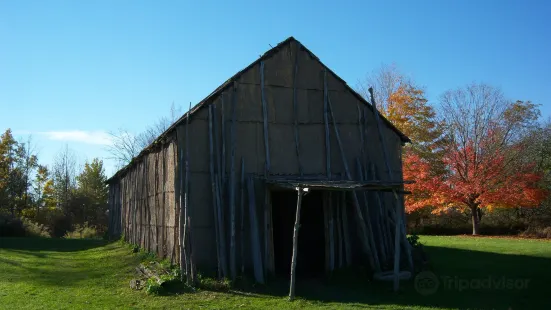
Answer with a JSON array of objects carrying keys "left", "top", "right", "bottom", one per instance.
[
  {"left": 289, "top": 187, "right": 304, "bottom": 301},
  {"left": 178, "top": 137, "right": 186, "bottom": 282},
  {"left": 369, "top": 87, "right": 405, "bottom": 291},
  {"left": 327, "top": 93, "right": 380, "bottom": 272}
]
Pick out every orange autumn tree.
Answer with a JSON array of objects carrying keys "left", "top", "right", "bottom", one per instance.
[
  {"left": 359, "top": 65, "right": 446, "bottom": 211},
  {"left": 425, "top": 84, "right": 548, "bottom": 235}
]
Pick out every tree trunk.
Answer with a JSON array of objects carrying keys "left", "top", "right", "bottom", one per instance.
[{"left": 470, "top": 205, "right": 480, "bottom": 235}]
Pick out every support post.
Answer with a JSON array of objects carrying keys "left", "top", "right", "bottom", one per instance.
[
  {"left": 208, "top": 106, "right": 222, "bottom": 278},
  {"left": 289, "top": 187, "right": 305, "bottom": 301},
  {"left": 229, "top": 87, "right": 237, "bottom": 280}
]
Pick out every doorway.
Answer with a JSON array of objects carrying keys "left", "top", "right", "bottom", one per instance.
[{"left": 271, "top": 189, "right": 325, "bottom": 278}]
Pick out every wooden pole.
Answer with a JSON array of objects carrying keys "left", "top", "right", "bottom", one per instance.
[
  {"left": 327, "top": 93, "right": 380, "bottom": 272},
  {"left": 340, "top": 192, "right": 351, "bottom": 266},
  {"left": 213, "top": 101, "right": 228, "bottom": 278},
  {"left": 240, "top": 158, "right": 245, "bottom": 275},
  {"left": 288, "top": 187, "right": 304, "bottom": 301},
  {"left": 293, "top": 42, "right": 303, "bottom": 176},
  {"left": 336, "top": 196, "right": 343, "bottom": 268},
  {"left": 229, "top": 87, "right": 237, "bottom": 280},
  {"left": 247, "top": 176, "right": 264, "bottom": 283},
  {"left": 187, "top": 216, "right": 197, "bottom": 285},
  {"left": 260, "top": 61, "right": 270, "bottom": 175},
  {"left": 328, "top": 192, "right": 335, "bottom": 272},
  {"left": 357, "top": 158, "right": 387, "bottom": 264},
  {"left": 221, "top": 95, "right": 226, "bottom": 186},
  {"left": 208, "top": 106, "right": 222, "bottom": 278},
  {"left": 184, "top": 101, "right": 193, "bottom": 284},
  {"left": 178, "top": 133, "right": 186, "bottom": 281},
  {"left": 323, "top": 69, "right": 331, "bottom": 178},
  {"left": 323, "top": 192, "right": 330, "bottom": 272},
  {"left": 368, "top": 87, "right": 404, "bottom": 291},
  {"left": 216, "top": 175, "right": 228, "bottom": 278}
]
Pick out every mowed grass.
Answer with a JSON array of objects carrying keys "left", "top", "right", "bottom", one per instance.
[{"left": 0, "top": 236, "right": 549, "bottom": 310}]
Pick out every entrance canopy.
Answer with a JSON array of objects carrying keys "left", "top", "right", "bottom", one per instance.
[{"left": 264, "top": 177, "right": 413, "bottom": 192}]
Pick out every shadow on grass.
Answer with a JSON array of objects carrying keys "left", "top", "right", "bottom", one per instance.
[
  {"left": 0, "top": 237, "right": 108, "bottom": 252},
  {"left": 214, "top": 245, "right": 551, "bottom": 310},
  {"left": 0, "top": 237, "right": 127, "bottom": 288}
]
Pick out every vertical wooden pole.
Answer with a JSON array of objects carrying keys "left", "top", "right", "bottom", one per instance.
[
  {"left": 323, "top": 192, "right": 330, "bottom": 272},
  {"left": 293, "top": 42, "right": 303, "bottom": 176},
  {"left": 336, "top": 195, "right": 343, "bottom": 269},
  {"left": 213, "top": 101, "right": 228, "bottom": 278},
  {"left": 260, "top": 61, "right": 270, "bottom": 175},
  {"left": 184, "top": 102, "right": 193, "bottom": 284},
  {"left": 328, "top": 192, "right": 335, "bottom": 272},
  {"left": 216, "top": 175, "right": 228, "bottom": 278},
  {"left": 247, "top": 176, "right": 264, "bottom": 284},
  {"left": 229, "top": 87, "right": 237, "bottom": 280},
  {"left": 340, "top": 192, "right": 351, "bottom": 266},
  {"left": 323, "top": 69, "right": 331, "bottom": 178},
  {"left": 208, "top": 106, "right": 222, "bottom": 278},
  {"left": 240, "top": 158, "right": 246, "bottom": 275},
  {"left": 289, "top": 187, "right": 304, "bottom": 301},
  {"left": 221, "top": 95, "right": 226, "bottom": 185}
]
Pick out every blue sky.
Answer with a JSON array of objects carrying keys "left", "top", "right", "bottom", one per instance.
[{"left": 1, "top": 0, "right": 550, "bottom": 176}]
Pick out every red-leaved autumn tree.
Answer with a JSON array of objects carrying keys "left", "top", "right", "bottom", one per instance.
[{"left": 405, "top": 84, "right": 547, "bottom": 235}]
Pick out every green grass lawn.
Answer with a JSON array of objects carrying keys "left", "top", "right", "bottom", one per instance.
[{"left": 0, "top": 236, "right": 550, "bottom": 309}]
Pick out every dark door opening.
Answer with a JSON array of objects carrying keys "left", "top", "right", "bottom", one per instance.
[{"left": 272, "top": 189, "right": 325, "bottom": 278}]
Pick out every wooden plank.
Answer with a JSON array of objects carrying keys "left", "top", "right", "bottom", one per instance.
[
  {"left": 247, "top": 177, "right": 264, "bottom": 283},
  {"left": 288, "top": 187, "right": 304, "bottom": 301}
]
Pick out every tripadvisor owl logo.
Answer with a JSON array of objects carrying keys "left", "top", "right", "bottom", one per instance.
[
  {"left": 414, "top": 271, "right": 530, "bottom": 295},
  {"left": 414, "top": 271, "right": 440, "bottom": 296}
]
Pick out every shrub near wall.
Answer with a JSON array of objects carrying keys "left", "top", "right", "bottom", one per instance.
[{"left": 0, "top": 214, "right": 50, "bottom": 237}]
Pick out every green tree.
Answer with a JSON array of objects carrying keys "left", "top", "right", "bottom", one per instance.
[{"left": 74, "top": 158, "right": 108, "bottom": 227}]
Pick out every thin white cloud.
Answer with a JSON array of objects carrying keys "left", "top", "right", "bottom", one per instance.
[{"left": 39, "top": 130, "right": 112, "bottom": 145}]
